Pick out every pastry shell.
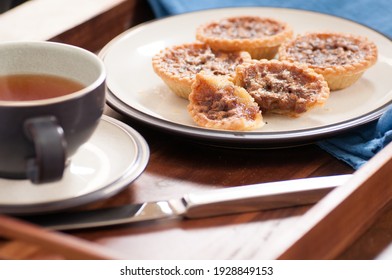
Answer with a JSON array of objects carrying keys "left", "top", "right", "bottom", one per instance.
[
  {"left": 188, "top": 73, "right": 263, "bottom": 131},
  {"left": 196, "top": 16, "right": 293, "bottom": 59},
  {"left": 234, "top": 59, "right": 330, "bottom": 117},
  {"left": 278, "top": 32, "right": 378, "bottom": 90},
  {"left": 152, "top": 42, "right": 251, "bottom": 99}
]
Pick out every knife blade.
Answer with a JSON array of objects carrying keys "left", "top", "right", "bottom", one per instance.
[{"left": 21, "top": 174, "right": 352, "bottom": 231}]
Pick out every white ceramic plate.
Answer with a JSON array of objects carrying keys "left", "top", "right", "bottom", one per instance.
[
  {"left": 100, "top": 7, "right": 392, "bottom": 148},
  {"left": 0, "top": 115, "right": 149, "bottom": 214}
]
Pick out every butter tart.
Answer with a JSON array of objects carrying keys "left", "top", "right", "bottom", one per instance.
[
  {"left": 234, "top": 59, "right": 330, "bottom": 117},
  {"left": 188, "top": 73, "right": 263, "bottom": 131},
  {"left": 196, "top": 16, "right": 293, "bottom": 59},
  {"left": 152, "top": 42, "right": 251, "bottom": 99},
  {"left": 278, "top": 32, "right": 378, "bottom": 90}
]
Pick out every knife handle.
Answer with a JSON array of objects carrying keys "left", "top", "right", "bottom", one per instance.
[{"left": 182, "top": 175, "right": 351, "bottom": 218}]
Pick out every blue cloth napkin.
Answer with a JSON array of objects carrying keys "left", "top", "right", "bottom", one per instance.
[
  {"left": 148, "top": 0, "right": 392, "bottom": 36},
  {"left": 147, "top": 0, "right": 392, "bottom": 169},
  {"left": 318, "top": 107, "right": 392, "bottom": 169}
]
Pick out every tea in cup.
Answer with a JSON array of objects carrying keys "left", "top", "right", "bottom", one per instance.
[{"left": 0, "top": 41, "right": 106, "bottom": 183}]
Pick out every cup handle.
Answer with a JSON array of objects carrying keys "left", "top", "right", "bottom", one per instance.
[{"left": 24, "top": 116, "right": 67, "bottom": 184}]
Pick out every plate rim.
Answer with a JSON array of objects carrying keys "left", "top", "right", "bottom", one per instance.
[
  {"left": 100, "top": 6, "right": 392, "bottom": 148},
  {"left": 0, "top": 115, "right": 150, "bottom": 215}
]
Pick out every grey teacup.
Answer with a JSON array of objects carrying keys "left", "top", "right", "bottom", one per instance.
[{"left": 0, "top": 41, "right": 106, "bottom": 183}]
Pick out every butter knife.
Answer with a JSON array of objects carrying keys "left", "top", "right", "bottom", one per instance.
[{"left": 22, "top": 174, "right": 351, "bottom": 231}]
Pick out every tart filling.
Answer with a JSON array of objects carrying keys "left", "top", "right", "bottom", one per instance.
[
  {"left": 278, "top": 32, "right": 378, "bottom": 90},
  {"left": 188, "top": 73, "right": 263, "bottom": 131},
  {"left": 152, "top": 42, "right": 251, "bottom": 99},
  {"left": 196, "top": 16, "right": 293, "bottom": 59},
  {"left": 234, "top": 60, "right": 330, "bottom": 117}
]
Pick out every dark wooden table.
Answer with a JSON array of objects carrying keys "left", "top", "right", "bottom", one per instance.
[{"left": 0, "top": 0, "right": 391, "bottom": 260}]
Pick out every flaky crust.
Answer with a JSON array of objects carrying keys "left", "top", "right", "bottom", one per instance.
[
  {"left": 234, "top": 59, "right": 330, "bottom": 117},
  {"left": 278, "top": 32, "right": 378, "bottom": 90},
  {"left": 196, "top": 16, "right": 293, "bottom": 59},
  {"left": 188, "top": 73, "right": 263, "bottom": 131},
  {"left": 152, "top": 42, "right": 251, "bottom": 99}
]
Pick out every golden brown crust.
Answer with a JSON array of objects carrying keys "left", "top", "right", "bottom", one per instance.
[
  {"left": 188, "top": 73, "right": 263, "bottom": 130},
  {"left": 234, "top": 59, "right": 330, "bottom": 117},
  {"left": 278, "top": 32, "right": 378, "bottom": 90},
  {"left": 152, "top": 42, "right": 251, "bottom": 99},
  {"left": 196, "top": 16, "right": 293, "bottom": 59}
]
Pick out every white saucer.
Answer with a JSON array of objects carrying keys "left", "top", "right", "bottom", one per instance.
[{"left": 0, "top": 115, "right": 149, "bottom": 215}]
